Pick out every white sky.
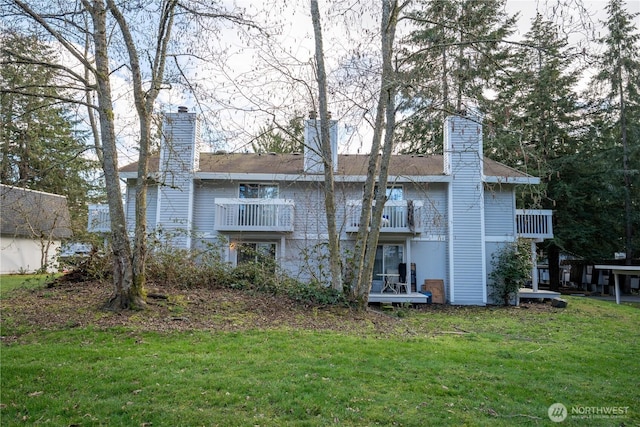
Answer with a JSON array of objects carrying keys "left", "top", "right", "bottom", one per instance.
[{"left": 110, "top": 0, "right": 639, "bottom": 161}]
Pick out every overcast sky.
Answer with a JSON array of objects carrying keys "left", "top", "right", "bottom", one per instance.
[{"left": 111, "top": 0, "right": 639, "bottom": 159}]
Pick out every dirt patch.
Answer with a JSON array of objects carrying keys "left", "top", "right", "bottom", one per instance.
[{"left": 0, "top": 281, "right": 402, "bottom": 342}]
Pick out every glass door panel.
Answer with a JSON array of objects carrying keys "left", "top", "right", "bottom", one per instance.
[{"left": 371, "top": 244, "right": 404, "bottom": 293}]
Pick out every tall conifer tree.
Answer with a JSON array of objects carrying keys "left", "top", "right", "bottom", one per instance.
[
  {"left": 400, "top": 0, "right": 516, "bottom": 153},
  {"left": 591, "top": 0, "right": 640, "bottom": 263},
  {"left": 0, "top": 31, "right": 101, "bottom": 233},
  {"left": 485, "top": 14, "right": 582, "bottom": 289}
]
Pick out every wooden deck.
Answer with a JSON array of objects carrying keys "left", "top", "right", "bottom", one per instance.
[
  {"left": 368, "top": 292, "right": 431, "bottom": 304},
  {"left": 517, "top": 288, "right": 561, "bottom": 304}
]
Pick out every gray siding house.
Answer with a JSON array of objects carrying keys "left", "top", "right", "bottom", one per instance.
[{"left": 111, "top": 108, "right": 553, "bottom": 305}]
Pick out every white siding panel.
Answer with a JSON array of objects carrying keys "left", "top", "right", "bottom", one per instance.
[
  {"left": 303, "top": 119, "right": 338, "bottom": 174},
  {"left": 288, "top": 181, "right": 328, "bottom": 239},
  {"left": 125, "top": 183, "right": 159, "bottom": 233},
  {"left": 193, "top": 182, "right": 218, "bottom": 236},
  {"left": 410, "top": 240, "right": 448, "bottom": 292},
  {"left": 156, "top": 112, "right": 201, "bottom": 248},
  {"left": 0, "top": 236, "right": 62, "bottom": 274},
  {"left": 484, "top": 186, "right": 515, "bottom": 238},
  {"left": 146, "top": 185, "right": 158, "bottom": 229},
  {"left": 157, "top": 178, "right": 193, "bottom": 244},
  {"left": 125, "top": 181, "right": 136, "bottom": 233}
]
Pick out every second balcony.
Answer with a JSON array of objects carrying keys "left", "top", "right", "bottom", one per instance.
[{"left": 214, "top": 198, "right": 295, "bottom": 232}]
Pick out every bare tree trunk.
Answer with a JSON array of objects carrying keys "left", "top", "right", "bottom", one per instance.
[
  {"left": 107, "top": 0, "right": 177, "bottom": 306},
  {"left": 86, "top": 0, "right": 137, "bottom": 309},
  {"left": 347, "top": 92, "right": 385, "bottom": 302},
  {"left": 9, "top": 0, "right": 259, "bottom": 309},
  {"left": 310, "top": 0, "right": 343, "bottom": 292},
  {"left": 39, "top": 235, "right": 52, "bottom": 273},
  {"left": 442, "top": 35, "right": 449, "bottom": 113},
  {"left": 351, "top": 0, "right": 401, "bottom": 308}
]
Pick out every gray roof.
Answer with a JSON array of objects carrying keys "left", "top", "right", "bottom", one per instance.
[
  {"left": 0, "top": 185, "right": 72, "bottom": 239},
  {"left": 120, "top": 152, "right": 533, "bottom": 180}
]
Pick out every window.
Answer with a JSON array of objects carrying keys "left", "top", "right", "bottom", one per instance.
[
  {"left": 239, "top": 183, "right": 278, "bottom": 199},
  {"left": 237, "top": 242, "right": 277, "bottom": 270},
  {"left": 373, "top": 185, "right": 403, "bottom": 201}
]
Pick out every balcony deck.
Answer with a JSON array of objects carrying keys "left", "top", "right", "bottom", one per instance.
[
  {"left": 214, "top": 198, "right": 295, "bottom": 233},
  {"left": 516, "top": 209, "right": 553, "bottom": 239},
  {"left": 368, "top": 292, "right": 431, "bottom": 304},
  {"left": 345, "top": 200, "right": 423, "bottom": 234}
]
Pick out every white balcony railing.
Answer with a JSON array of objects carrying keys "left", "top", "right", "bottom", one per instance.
[
  {"left": 346, "top": 200, "right": 423, "bottom": 233},
  {"left": 214, "top": 198, "right": 295, "bottom": 232},
  {"left": 88, "top": 204, "right": 111, "bottom": 233},
  {"left": 516, "top": 209, "right": 553, "bottom": 239}
]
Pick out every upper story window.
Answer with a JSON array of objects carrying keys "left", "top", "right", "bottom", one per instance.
[
  {"left": 239, "top": 183, "right": 278, "bottom": 199},
  {"left": 374, "top": 185, "right": 403, "bottom": 201}
]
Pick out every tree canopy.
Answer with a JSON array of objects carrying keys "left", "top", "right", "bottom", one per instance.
[{"left": 0, "top": 30, "right": 102, "bottom": 233}]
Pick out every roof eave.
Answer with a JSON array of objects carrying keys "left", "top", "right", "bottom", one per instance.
[
  {"left": 194, "top": 172, "right": 452, "bottom": 183},
  {"left": 122, "top": 171, "right": 531, "bottom": 184},
  {"left": 484, "top": 175, "right": 541, "bottom": 185}
]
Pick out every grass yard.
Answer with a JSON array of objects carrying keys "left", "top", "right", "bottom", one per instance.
[
  {"left": 1, "top": 278, "right": 638, "bottom": 426},
  {"left": 0, "top": 274, "right": 57, "bottom": 296}
]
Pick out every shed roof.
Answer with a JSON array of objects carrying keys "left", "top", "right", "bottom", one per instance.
[{"left": 0, "top": 185, "right": 72, "bottom": 239}]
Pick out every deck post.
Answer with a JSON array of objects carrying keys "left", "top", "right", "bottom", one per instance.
[
  {"left": 405, "top": 237, "right": 412, "bottom": 294},
  {"left": 531, "top": 240, "right": 538, "bottom": 292}
]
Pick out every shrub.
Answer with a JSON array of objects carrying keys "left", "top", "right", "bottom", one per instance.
[
  {"left": 489, "top": 239, "right": 533, "bottom": 306},
  {"left": 145, "top": 236, "right": 346, "bottom": 307}
]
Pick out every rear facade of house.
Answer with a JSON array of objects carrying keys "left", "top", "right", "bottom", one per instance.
[{"left": 113, "top": 108, "right": 551, "bottom": 305}]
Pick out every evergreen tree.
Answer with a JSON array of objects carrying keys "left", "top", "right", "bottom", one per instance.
[
  {"left": 400, "top": 0, "right": 516, "bottom": 153},
  {"left": 0, "top": 31, "right": 102, "bottom": 233},
  {"left": 590, "top": 0, "right": 640, "bottom": 262},
  {"left": 486, "top": 14, "right": 580, "bottom": 188},
  {"left": 550, "top": 118, "right": 627, "bottom": 261},
  {"left": 251, "top": 115, "right": 304, "bottom": 153},
  {"left": 485, "top": 14, "right": 582, "bottom": 289}
]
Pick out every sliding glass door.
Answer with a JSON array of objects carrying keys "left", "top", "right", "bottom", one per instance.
[{"left": 371, "top": 244, "right": 404, "bottom": 292}]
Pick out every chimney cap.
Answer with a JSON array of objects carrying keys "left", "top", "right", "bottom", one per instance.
[
  {"left": 178, "top": 106, "right": 188, "bottom": 113},
  {"left": 309, "top": 110, "right": 317, "bottom": 119}
]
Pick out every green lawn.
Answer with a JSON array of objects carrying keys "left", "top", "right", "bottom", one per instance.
[
  {"left": 1, "top": 293, "right": 638, "bottom": 426},
  {"left": 0, "top": 274, "right": 56, "bottom": 297}
]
